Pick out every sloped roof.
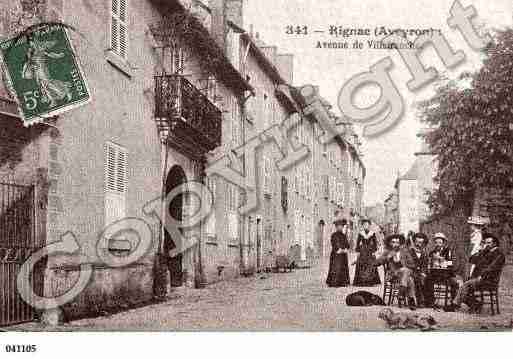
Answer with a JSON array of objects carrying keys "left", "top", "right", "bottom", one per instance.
[
  {"left": 394, "top": 160, "right": 418, "bottom": 188},
  {"left": 401, "top": 161, "right": 418, "bottom": 180}
]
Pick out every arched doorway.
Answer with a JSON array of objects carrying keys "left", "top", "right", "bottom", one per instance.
[{"left": 164, "top": 165, "right": 187, "bottom": 287}]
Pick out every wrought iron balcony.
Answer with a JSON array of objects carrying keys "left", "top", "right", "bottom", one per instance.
[
  {"left": 155, "top": 74, "right": 222, "bottom": 154},
  {"left": 0, "top": 96, "right": 19, "bottom": 118}
]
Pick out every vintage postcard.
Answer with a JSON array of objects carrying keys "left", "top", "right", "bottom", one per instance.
[{"left": 0, "top": 0, "right": 513, "bottom": 348}]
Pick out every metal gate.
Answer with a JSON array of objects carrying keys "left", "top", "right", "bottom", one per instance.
[{"left": 0, "top": 181, "right": 41, "bottom": 326}]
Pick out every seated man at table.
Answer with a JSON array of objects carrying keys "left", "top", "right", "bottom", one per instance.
[
  {"left": 423, "top": 232, "right": 461, "bottom": 308},
  {"left": 405, "top": 233, "right": 429, "bottom": 307},
  {"left": 374, "top": 234, "right": 417, "bottom": 310},
  {"left": 445, "top": 233, "right": 505, "bottom": 312}
]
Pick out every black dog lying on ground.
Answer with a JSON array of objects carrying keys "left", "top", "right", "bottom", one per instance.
[{"left": 346, "top": 291, "right": 385, "bottom": 306}]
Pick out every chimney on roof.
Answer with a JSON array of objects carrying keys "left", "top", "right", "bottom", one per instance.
[
  {"left": 225, "top": 0, "right": 244, "bottom": 28},
  {"left": 277, "top": 54, "right": 294, "bottom": 84},
  {"left": 209, "top": 0, "right": 226, "bottom": 50},
  {"left": 209, "top": 0, "right": 244, "bottom": 51}
]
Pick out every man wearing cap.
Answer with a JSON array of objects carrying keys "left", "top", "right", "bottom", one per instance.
[
  {"left": 374, "top": 234, "right": 417, "bottom": 310},
  {"left": 446, "top": 233, "right": 505, "bottom": 312},
  {"left": 423, "top": 233, "right": 461, "bottom": 308}
]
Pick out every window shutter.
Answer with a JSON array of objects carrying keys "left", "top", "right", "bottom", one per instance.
[
  {"left": 106, "top": 145, "right": 117, "bottom": 191},
  {"left": 322, "top": 175, "right": 328, "bottom": 199},
  {"left": 111, "top": 0, "right": 128, "bottom": 59},
  {"left": 104, "top": 142, "right": 128, "bottom": 225},
  {"left": 264, "top": 157, "right": 271, "bottom": 195},
  {"left": 340, "top": 181, "right": 345, "bottom": 205},
  {"left": 116, "top": 150, "right": 127, "bottom": 193},
  {"left": 339, "top": 181, "right": 343, "bottom": 205},
  {"left": 227, "top": 183, "right": 232, "bottom": 211},
  {"left": 180, "top": 48, "right": 185, "bottom": 74},
  {"left": 302, "top": 168, "right": 306, "bottom": 195},
  {"left": 111, "top": 0, "right": 119, "bottom": 54},
  {"left": 228, "top": 212, "right": 238, "bottom": 240},
  {"left": 232, "top": 184, "right": 236, "bottom": 211},
  {"left": 205, "top": 177, "right": 216, "bottom": 237},
  {"left": 173, "top": 46, "right": 180, "bottom": 73},
  {"left": 231, "top": 105, "right": 238, "bottom": 146}
]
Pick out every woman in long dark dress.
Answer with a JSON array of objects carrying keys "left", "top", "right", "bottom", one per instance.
[
  {"left": 326, "top": 219, "right": 351, "bottom": 287},
  {"left": 352, "top": 219, "right": 381, "bottom": 286}
]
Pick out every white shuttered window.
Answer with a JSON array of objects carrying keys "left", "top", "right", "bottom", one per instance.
[
  {"left": 104, "top": 142, "right": 128, "bottom": 225},
  {"left": 111, "top": 0, "right": 128, "bottom": 59}
]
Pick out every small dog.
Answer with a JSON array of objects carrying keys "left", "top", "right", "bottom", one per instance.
[
  {"left": 346, "top": 291, "right": 385, "bottom": 306},
  {"left": 378, "top": 308, "right": 438, "bottom": 331}
]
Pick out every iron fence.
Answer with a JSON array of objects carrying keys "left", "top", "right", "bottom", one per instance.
[{"left": 0, "top": 182, "right": 41, "bottom": 327}]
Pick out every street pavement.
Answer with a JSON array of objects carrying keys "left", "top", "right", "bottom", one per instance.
[{"left": 8, "top": 253, "right": 513, "bottom": 331}]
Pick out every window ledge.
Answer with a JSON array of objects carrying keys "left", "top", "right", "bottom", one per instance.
[
  {"left": 105, "top": 50, "right": 133, "bottom": 78},
  {"left": 206, "top": 235, "right": 218, "bottom": 246}
]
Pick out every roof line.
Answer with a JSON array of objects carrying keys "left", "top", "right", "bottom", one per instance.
[{"left": 228, "top": 20, "right": 287, "bottom": 85}]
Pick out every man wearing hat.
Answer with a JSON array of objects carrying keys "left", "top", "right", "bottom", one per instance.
[
  {"left": 429, "top": 233, "right": 453, "bottom": 268},
  {"left": 423, "top": 232, "right": 461, "bottom": 308},
  {"left": 446, "top": 233, "right": 505, "bottom": 312},
  {"left": 374, "top": 234, "right": 417, "bottom": 310}
]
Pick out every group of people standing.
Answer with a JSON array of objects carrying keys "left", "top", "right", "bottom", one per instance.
[
  {"left": 326, "top": 215, "right": 506, "bottom": 312},
  {"left": 326, "top": 218, "right": 381, "bottom": 288}
]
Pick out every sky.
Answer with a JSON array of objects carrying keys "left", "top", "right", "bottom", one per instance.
[{"left": 243, "top": 0, "right": 512, "bottom": 206}]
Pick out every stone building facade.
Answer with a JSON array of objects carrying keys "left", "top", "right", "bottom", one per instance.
[
  {"left": 0, "top": 0, "right": 366, "bottom": 325},
  {"left": 0, "top": 0, "right": 251, "bottom": 322}
]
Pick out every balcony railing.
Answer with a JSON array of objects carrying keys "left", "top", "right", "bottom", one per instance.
[
  {"left": 0, "top": 96, "right": 19, "bottom": 118},
  {"left": 155, "top": 74, "right": 222, "bottom": 153}
]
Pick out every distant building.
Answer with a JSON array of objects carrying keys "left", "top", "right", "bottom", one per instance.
[
  {"left": 365, "top": 203, "right": 385, "bottom": 226},
  {"left": 383, "top": 190, "right": 399, "bottom": 235},
  {"left": 395, "top": 166, "right": 419, "bottom": 234},
  {"left": 395, "top": 129, "right": 437, "bottom": 234}
]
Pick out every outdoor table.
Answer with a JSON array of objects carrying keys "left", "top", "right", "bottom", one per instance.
[{"left": 428, "top": 267, "right": 454, "bottom": 307}]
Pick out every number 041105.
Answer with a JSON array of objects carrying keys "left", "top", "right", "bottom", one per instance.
[{"left": 4, "top": 345, "right": 37, "bottom": 353}]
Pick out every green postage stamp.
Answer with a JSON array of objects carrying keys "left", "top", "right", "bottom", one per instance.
[{"left": 0, "top": 24, "right": 91, "bottom": 126}]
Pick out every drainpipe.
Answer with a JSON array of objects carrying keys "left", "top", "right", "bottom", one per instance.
[
  {"left": 239, "top": 35, "right": 255, "bottom": 274},
  {"left": 239, "top": 88, "right": 254, "bottom": 275},
  {"left": 240, "top": 95, "right": 248, "bottom": 275},
  {"left": 152, "top": 134, "right": 170, "bottom": 298},
  {"left": 195, "top": 160, "right": 207, "bottom": 289},
  {"left": 159, "top": 137, "right": 169, "bottom": 254}
]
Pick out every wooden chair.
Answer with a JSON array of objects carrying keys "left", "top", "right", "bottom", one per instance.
[
  {"left": 382, "top": 270, "right": 406, "bottom": 307},
  {"left": 475, "top": 281, "right": 501, "bottom": 315},
  {"left": 428, "top": 268, "right": 454, "bottom": 308},
  {"left": 433, "top": 280, "right": 451, "bottom": 307}
]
